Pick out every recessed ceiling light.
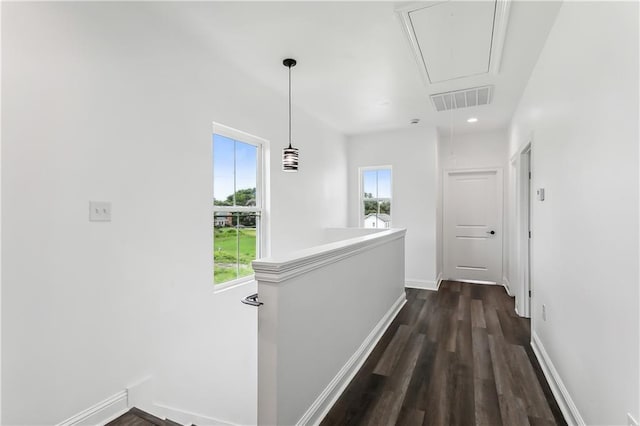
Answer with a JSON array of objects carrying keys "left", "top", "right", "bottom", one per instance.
[
  {"left": 467, "top": 117, "right": 478, "bottom": 123},
  {"left": 410, "top": 118, "right": 420, "bottom": 124}
]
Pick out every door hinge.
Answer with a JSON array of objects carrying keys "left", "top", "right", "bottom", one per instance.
[
  {"left": 528, "top": 231, "right": 531, "bottom": 238},
  {"left": 529, "top": 290, "right": 532, "bottom": 297},
  {"left": 529, "top": 171, "right": 531, "bottom": 179}
]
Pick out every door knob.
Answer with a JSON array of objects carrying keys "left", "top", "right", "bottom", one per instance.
[
  {"left": 241, "top": 293, "right": 263, "bottom": 307},
  {"left": 487, "top": 230, "right": 495, "bottom": 235}
]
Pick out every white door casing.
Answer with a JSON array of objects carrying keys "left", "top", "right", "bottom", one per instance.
[
  {"left": 443, "top": 169, "right": 503, "bottom": 283},
  {"left": 525, "top": 149, "right": 532, "bottom": 317}
]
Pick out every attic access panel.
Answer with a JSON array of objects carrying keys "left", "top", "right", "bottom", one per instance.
[{"left": 398, "top": 1, "right": 511, "bottom": 84}]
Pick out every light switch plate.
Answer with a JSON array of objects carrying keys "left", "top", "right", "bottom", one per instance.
[
  {"left": 537, "top": 188, "right": 545, "bottom": 201},
  {"left": 89, "top": 201, "right": 111, "bottom": 222}
]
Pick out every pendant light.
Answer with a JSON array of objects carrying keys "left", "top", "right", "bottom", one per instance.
[{"left": 282, "top": 58, "right": 299, "bottom": 172}]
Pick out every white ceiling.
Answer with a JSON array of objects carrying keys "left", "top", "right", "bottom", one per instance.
[{"left": 160, "top": 1, "right": 562, "bottom": 136}]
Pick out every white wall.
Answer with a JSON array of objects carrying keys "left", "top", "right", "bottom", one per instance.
[
  {"left": 323, "top": 227, "right": 383, "bottom": 243},
  {"left": 1, "top": 3, "right": 347, "bottom": 425},
  {"left": 438, "top": 129, "right": 509, "bottom": 171},
  {"left": 508, "top": 2, "right": 638, "bottom": 424},
  {"left": 347, "top": 127, "right": 438, "bottom": 287},
  {"left": 437, "top": 129, "right": 509, "bottom": 286}
]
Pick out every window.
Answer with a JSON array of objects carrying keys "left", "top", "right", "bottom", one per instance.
[
  {"left": 213, "top": 123, "right": 265, "bottom": 287},
  {"left": 361, "top": 167, "right": 392, "bottom": 229}
]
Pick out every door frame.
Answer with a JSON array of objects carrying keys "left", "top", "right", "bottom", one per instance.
[
  {"left": 514, "top": 142, "right": 533, "bottom": 318},
  {"left": 442, "top": 167, "right": 504, "bottom": 285}
]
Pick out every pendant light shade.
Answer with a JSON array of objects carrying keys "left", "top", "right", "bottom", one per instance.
[
  {"left": 283, "top": 146, "right": 299, "bottom": 171},
  {"left": 282, "top": 58, "right": 299, "bottom": 172}
]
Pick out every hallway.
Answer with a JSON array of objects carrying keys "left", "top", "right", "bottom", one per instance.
[
  {"left": 2, "top": 2, "right": 637, "bottom": 424},
  {"left": 322, "top": 282, "right": 565, "bottom": 426}
]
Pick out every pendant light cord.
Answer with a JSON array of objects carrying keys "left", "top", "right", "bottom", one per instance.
[{"left": 288, "top": 64, "right": 292, "bottom": 149}]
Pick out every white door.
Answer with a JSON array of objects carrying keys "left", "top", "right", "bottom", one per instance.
[{"left": 443, "top": 169, "right": 503, "bottom": 283}]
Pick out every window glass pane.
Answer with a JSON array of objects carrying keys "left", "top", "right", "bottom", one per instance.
[
  {"left": 361, "top": 168, "right": 392, "bottom": 228},
  {"left": 214, "top": 214, "right": 239, "bottom": 284},
  {"left": 362, "top": 202, "right": 392, "bottom": 227},
  {"left": 237, "top": 215, "right": 257, "bottom": 280},
  {"left": 377, "top": 169, "right": 392, "bottom": 199},
  {"left": 363, "top": 212, "right": 376, "bottom": 228},
  {"left": 380, "top": 200, "right": 391, "bottom": 216},
  {"left": 234, "top": 141, "right": 257, "bottom": 207},
  {"left": 213, "top": 214, "right": 258, "bottom": 284},
  {"left": 363, "top": 199, "right": 378, "bottom": 216},
  {"left": 213, "top": 134, "right": 235, "bottom": 206},
  {"left": 362, "top": 170, "right": 378, "bottom": 199},
  {"left": 213, "top": 127, "right": 262, "bottom": 286}
]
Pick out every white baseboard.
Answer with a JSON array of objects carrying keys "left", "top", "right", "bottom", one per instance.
[
  {"left": 531, "top": 332, "right": 585, "bottom": 426},
  {"left": 56, "top": 378, "right": 235, "bottom": 426},
  {"left": 126, "top": 376, "right": 235, "bottom": 425},
  {"left": 405, "top": 279, "right": 439, "bottom": 291},
  {"left": 502, "top": 276, "right": 512, "bottom": 296},
  {"left": 435, "top": 272, "right": 443, "bottom": 289},
  {"left": 56, "top": 390, "right": 128, "bottom": 426},
  {"left": 153, "top": 403, "right": 235, "bottom": 426},
  {"left": 297, "top": 292, "right": 407, "bottom": 426}
]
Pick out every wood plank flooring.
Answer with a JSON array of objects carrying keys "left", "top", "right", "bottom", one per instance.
[
  {"left": 321, "top": 281, "right": 566, "bottom": 426},
  {"left": 106, "top": 408, "right": 183, "bottom": 426}
]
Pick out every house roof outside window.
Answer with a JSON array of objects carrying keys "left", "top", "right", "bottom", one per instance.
[{"left": 364, "top": 213, "right": 391, "bottom": 223}]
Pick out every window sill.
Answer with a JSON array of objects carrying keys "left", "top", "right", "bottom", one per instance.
[{"left": 213, "top": 275, "right": 256, "bottom": 294}]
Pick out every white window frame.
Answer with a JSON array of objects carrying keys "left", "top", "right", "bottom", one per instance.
[
  {"left": 358, "top": 165, "right": 393, "bottom": 228},
  {"left": 212, "top": 122, "right": 269, "bottom": 292}
]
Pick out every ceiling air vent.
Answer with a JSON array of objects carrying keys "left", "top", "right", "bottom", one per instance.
[{"left": 430, "top": 86, "right": 493, "bottom": 112}]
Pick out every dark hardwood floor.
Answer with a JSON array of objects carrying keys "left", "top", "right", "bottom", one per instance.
[
  {"left": 107, "top": 408, "right": 183, "bottom": 426},
  {"left": 321, "top": 281, "right": 566, "bottom": 426}
]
